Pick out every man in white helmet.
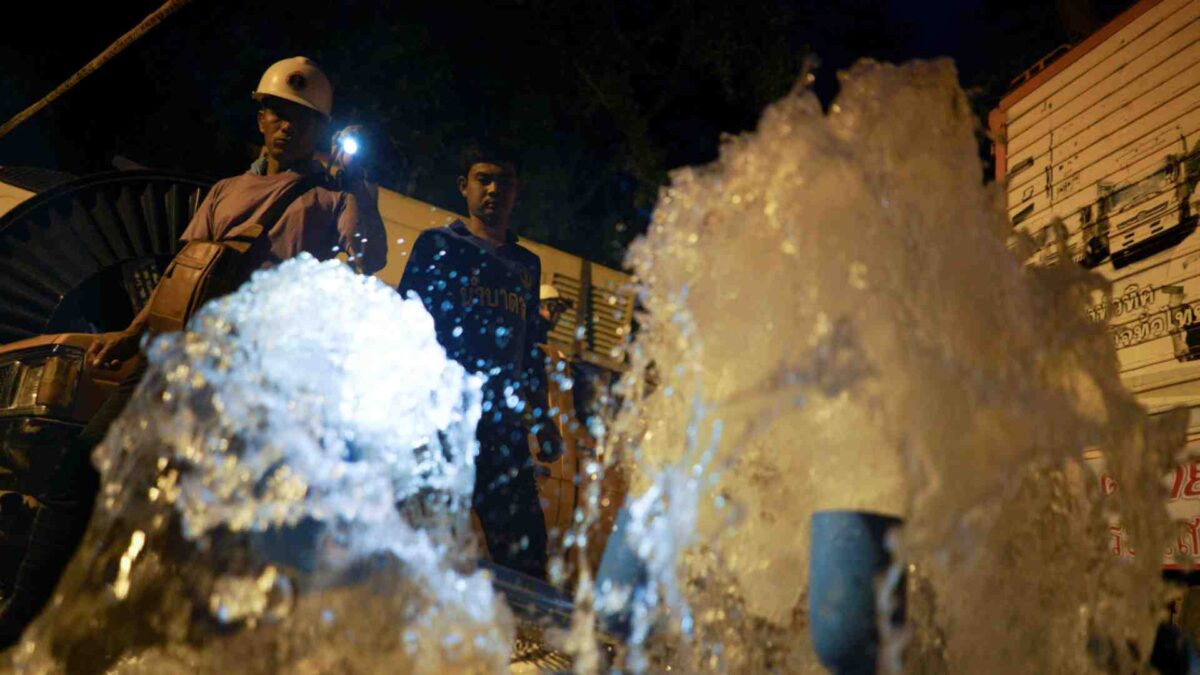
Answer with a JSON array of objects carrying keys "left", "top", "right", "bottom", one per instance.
[
  {"left": 0, "top": 57, "right": 387, "bottom": 646},
  {"left": 88, "top": 56, "right": 386, "bottom": 367},
  {"left": 537, "top": 283, "right": 570, "bottom": 344}
]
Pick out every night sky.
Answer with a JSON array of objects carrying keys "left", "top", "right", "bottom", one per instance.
[{"left": 1, "top": 0, "right": 1134, "bottom": 265}]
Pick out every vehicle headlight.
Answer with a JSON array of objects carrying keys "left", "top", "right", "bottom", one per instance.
[{"left": 0, "top": 349, "right": 83, "bottom": 415}]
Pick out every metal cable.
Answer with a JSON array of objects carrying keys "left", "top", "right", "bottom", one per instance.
[{"left": 0, "top": 0, "right": 194, "bottom": 141}]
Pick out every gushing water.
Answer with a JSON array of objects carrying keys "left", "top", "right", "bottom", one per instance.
[
  {"left": 9, "top": 256, "right": 513, "bottom": 673},
  {"left": 596, "top": 60, "right": 1185, "bottom": 673}
]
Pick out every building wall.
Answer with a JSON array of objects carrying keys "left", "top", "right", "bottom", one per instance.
[{"left": 992, "top": 0, "right": 1200, "bottom": 568}]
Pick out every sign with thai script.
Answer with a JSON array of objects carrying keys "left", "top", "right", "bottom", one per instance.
[{"left": 1094, "top": 457, "right": 1200, "bottom": 569}]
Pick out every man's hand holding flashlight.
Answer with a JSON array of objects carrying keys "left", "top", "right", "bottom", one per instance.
[{"left": 329, "top": 125, "right": 364, "bottom": 185}]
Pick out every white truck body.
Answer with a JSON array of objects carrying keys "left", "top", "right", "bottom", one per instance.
[
  {"left": 0, "top": 180, "right": 34, "bottom": 221},
  {"left": 991, "top": 0, "right": 1200, "bottom": 567}
]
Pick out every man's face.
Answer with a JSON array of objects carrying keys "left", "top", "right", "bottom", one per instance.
[
  {"left": 459, "top": 162, "right": 518, "bottom": 225},
  {"left": 540, "top": 301, "right": 566, "bottom": 330},
  {"left": 257, "top": 97, "right": 324, "bottom": 163}
]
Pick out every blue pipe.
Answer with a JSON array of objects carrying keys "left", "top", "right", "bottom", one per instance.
[{"left": 809, "top": 510, "right": 904, "bottom": 675}]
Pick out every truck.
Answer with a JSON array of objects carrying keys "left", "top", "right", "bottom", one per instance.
[{"left": 989, "top": 0, "right": 1200, "bottom": 632}]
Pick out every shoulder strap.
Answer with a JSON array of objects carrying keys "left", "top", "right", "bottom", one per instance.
[{"left": 257, "top": 172, "right": 323, "bottom": 234}]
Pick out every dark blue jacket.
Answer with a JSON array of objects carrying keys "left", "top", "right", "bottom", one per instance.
[{"left": 397, "top": 221, "right": 547, "bottom": 428}]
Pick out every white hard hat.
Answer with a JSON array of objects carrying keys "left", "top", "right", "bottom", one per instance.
[
  {"left": 540, "top": 284, "right": 574, "bottom": 308},
  {"left": 252, "top": 57, "right": 332, "bottom": 118}
]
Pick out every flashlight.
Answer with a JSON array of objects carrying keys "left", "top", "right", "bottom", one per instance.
[{"left": 340, "top": 136, "right": 360, "bottom": 156}]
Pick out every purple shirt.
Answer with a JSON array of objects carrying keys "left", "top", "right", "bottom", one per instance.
[{"left": 180, "top": 166, "right": 386, "bottom": 274}]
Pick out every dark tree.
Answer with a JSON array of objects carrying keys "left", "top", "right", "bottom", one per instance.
[{"left": 0, "top": 0, "right": 1138, "bottom": 267}]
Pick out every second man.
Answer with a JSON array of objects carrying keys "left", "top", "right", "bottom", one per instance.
[{"left": 398, "top": 143, "right": 561, "bottom": 579}]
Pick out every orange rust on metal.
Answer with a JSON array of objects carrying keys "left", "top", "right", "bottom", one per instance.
[{"left": 987, "top": 108, "right": 1008, "bottom": 182}]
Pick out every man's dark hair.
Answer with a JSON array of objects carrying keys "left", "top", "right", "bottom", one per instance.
[{"left": 460, "top": 140, "right": 522, "bottom": 177}]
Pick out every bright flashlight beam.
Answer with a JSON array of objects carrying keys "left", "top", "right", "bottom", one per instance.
[{"left": 341, "top": 137, "right": 359, "bottom": 156}]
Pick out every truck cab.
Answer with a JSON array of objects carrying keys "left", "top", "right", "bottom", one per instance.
[{"left": 1093, "top": 143, "right": 1198, "bottom": 269}]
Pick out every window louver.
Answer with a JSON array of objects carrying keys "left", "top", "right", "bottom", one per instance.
[{"left": 547, "top": 272, "right": 632, "bottom": 367}]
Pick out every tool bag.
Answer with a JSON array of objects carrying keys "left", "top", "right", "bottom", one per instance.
[{"left": 146, "top": 175, "right": 319, "bottom": 334}]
